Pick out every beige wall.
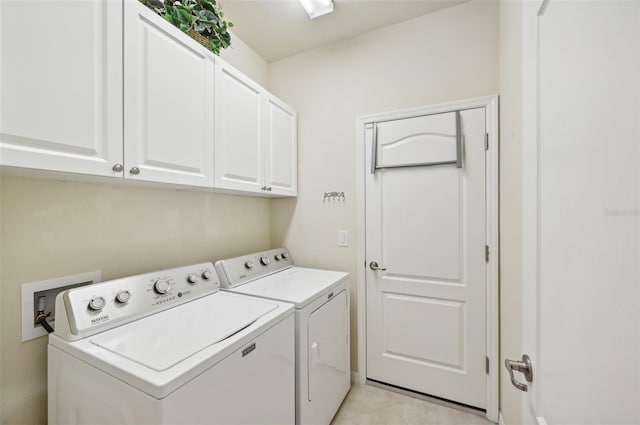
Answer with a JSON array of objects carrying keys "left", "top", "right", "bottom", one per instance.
[
  {"left": 220, "top": 32, "right": 269, "bottom": 87},
  {"left": 269, "top": 0, "right": 499, "bottom": 371},
  {"left": 498, "top": 0, "right": 523, "bottom": 423},
  {"left": 0, "top": 37, "right": 270, "bottom": 425}
]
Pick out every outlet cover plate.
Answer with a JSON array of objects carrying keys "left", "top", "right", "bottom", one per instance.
[{"left": 21, "top": 270, "right": 101, "bottom": 342}]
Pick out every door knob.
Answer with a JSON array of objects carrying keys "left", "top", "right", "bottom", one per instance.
[
  {"left": 505, "top": 354, "right": 533, "bottom": 392},
  {"left": 369, "top": 261, "right": 387, "bottom": 271}
]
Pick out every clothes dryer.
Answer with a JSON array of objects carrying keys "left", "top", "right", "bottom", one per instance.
[{"left": 215, "top": 248, "right": 350, "bottom": 425}]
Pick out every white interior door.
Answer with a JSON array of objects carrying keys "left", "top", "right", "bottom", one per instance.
[
  {"left": 365, "top": 108, "right": 487, "bottom": 409},
  {"left": 521, "top": 1, "right": 640, "bottom": 423}
]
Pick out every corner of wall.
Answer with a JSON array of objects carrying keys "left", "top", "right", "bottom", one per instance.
[{"left": 219, "top": 31, "right": 270, "bottom": 89}]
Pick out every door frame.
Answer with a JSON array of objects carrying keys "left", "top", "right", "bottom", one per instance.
[
  {"left": 355, "top": 95, "right": 499, "bottom": 422},
  {"left": 520, "top": 1, "right": 551, "bottom": 423}
]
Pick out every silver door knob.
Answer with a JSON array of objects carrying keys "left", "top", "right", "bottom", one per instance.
[
  {"left": 112, "top": 164, "right": 123, "bottom": 172},
  {"left": 505, "top": 354, "right": 533, "bottom": 392},
  {"left": 130, "top": 167, "right": 140, "bottom": 175},
  {"left": 369, "top": 261, "right": 387, "bottom": 271}
]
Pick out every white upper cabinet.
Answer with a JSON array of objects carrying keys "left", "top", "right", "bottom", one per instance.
[
  {"left": 124, "top": 0, "right": 214, "bottom": 187},
  {"left": 0, "top": 0, "right": 123, "bottom": 177},
  {"left": 264, "top": 94, "right": 297, "bottom": 196},
  {"left": 214, "top": 58, "right": 297, "bottom": 196},
  {"left": 214, "top": 60, "right": 264, "bottom": 192},
  {"left": 1, "top": 0, "right": 295, "bottom": 195}
]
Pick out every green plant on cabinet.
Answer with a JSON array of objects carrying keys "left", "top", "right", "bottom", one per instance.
[{"left": 139, "top": 0, "right": 233, "bottom": 55}]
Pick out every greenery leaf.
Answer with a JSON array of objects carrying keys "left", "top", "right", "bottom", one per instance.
[{"left": 140, "top": 0, "right": 233, "bottom": 55}]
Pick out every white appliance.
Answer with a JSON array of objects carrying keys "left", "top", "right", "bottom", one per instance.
[
  {"left": 215, "top": 248, "right": 350, "bottom": 425},
  {"left": 48, "top": 262, "right": 295, "bottom": 425}
]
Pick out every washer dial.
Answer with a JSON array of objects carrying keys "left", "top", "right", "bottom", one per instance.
[
  {"left": 154, "top": 279, "right": 171, "bottom": 295},
  {"left": 115, "top": 290, "right": 131, "bottom": 304},
  {"left": 88, "top": 296, "right": 106, "bottom": 311}
]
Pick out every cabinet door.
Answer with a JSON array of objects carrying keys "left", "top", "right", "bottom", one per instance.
[
  {"left": 0, "top": 0, "right": 123, "bottom": 176},
  {"left": 214, "top": 59, "right": 264, "bottom": 193},
  {"left": 264, "top": 94, "right": 297, "bottom": 196},
  {"left": 124, "top": 1, "right": 214, "bottom": 187}
]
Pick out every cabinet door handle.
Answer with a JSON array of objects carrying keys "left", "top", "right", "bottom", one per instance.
[
  {"left": 129, "top": 167, "right": 140, "bottom": 175},
  {"left": 267, "top": 186, "right": 272, "bottom": 191},
  {"left": 112, "top": 164, "right": 123, "bottom": 172}
]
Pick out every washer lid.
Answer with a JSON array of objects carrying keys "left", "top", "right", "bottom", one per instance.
[
  {"left": 89, "top": 292, "right": 277, "bottom": 371},
  {"left": 230, "top": 267, "right": 349, "bottom": 309}
]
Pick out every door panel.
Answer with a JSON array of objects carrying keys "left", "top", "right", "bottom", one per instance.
[
  {"left": 0, "top": 0, "right": 122, "bottom": 176},
  {"left": 382, "top": 294, "right": 464, "bottom": 368},
  {"left": 124, "top": 1, "right": 214, "bottom": 187},
  {"left": 366, "top": 107, "right": 486, "bottom": 408},
  {"left": 214, "top": 60, "right": 263, "bottom": 192},
  {"left": 307, "top": 291, "right": 349, "bottom": 424},
  {"left": 382, "top": 167, "right": 461, "bottom": 281},
  {"left": 264, "top": 95, "right": 297, "bottom": 196}
]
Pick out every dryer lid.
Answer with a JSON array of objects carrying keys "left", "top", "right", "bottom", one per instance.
[
  {"left": 230, "top": 267, "right": 349, "bottom": 308},
  {"left": 89, "top": 292, "right": 277, "bottom": 371}
]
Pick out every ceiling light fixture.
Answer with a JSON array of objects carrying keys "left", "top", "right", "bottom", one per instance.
[{"left": 299, "top": 0, "right": 334, "bottom": 19}]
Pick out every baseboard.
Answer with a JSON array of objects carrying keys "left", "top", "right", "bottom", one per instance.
[{"left": 499, "top": 411, "right": 506, "bottom": 425}]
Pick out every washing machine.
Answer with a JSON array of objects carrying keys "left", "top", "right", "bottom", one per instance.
[
  {"left": 215, "top": 248, "right": 350, "bottom": 425},
  {"left": 48, "top": 262, "right": 295, "bottom": 425}
]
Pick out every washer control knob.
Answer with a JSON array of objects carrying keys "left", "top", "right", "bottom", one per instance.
[
  {"left": 275, "top": 254, "right": 282, "bottom": 261},
  {"left": 282, "top": 252, "right": 289, "bottom": 259},
  {"left": 245, "top": 261, "right": 254, "bottom": 269},
  {"left": 202, "top": 270, "right": 213, "bottom": 280},
  {"left": 154, "top": 279, "right": 171, "bottom": 295},
  {"left": 88, "top": 296, "right": 106, "bottom": 311},
  {"left": 115, "top": 290, "right": 131, "bottom": 304},
  {"left": 260, "top": 256, "right": 270, "bottom": 266},
  {"left": 187, "top": 273, "right": 199, "bottom": 284}
]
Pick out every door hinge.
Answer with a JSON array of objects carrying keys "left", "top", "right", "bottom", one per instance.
[
  {"left": 486, "top": 356, "right": 490, "bottom": 374},
  {"left": 485, "top": 133, "right": 489, "bottom": 150},
  {"left": 485, "top": 245, "right": 490, "bottom": 263}
]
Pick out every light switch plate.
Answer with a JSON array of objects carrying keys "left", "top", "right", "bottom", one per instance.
[{"left": 338, "top": 230, "right": 348, "bottom": 247}]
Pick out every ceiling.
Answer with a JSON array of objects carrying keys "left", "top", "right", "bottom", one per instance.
[{"left": 219, "top": 0, "right": 468, "bottom": 62}]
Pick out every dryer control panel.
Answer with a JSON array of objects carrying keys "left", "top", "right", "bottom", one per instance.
[
  {"left": 215, "top": 248, "right": 293, "bottom": 288},
  {"left": 55, "top": 263, "right": 218, "bottom": 340}
]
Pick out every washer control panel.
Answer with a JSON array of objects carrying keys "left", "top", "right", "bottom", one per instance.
[
  {"left": 214, "top": 248, "right": 293, "bottom": 288},
  {"left": 59, "top": 263, "right": 218, "bottom": 338}
]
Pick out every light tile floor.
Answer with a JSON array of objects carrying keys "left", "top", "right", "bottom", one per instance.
[{"left": 331, "top": 383, "right": 492, "bottom": 425}]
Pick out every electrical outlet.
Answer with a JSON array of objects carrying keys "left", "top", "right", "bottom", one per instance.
[{"left": 21, "top": 270, "right": 101, "bottom": 342}]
